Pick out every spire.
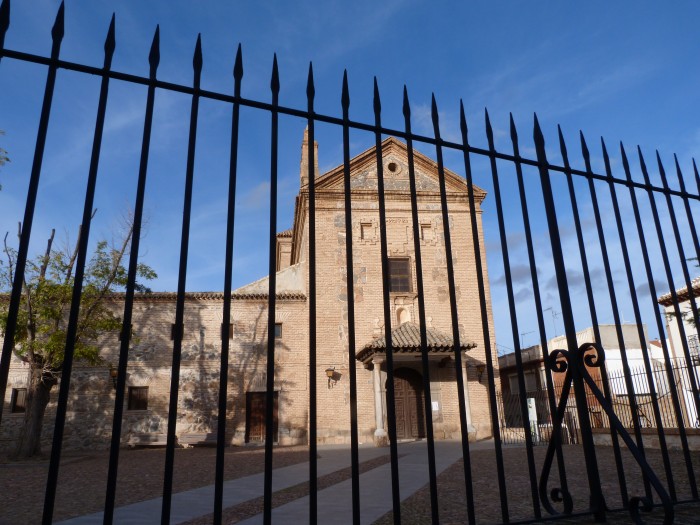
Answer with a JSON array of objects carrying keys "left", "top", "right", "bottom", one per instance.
[{"left": 300, "top": 127, "right": 319, "bottom": 187}]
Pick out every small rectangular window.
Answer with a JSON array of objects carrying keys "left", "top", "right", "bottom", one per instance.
[
  {"left": 128, "top": 386, "right": 149, "bottom": 411},
  {"left": 388, "top": 258, "right": 412, "bottom": 293},
  {"left": 275, "top": 323, "right": 283, "bottom": 339},
  {"left": 420, "top": 223, "right": 431, "bottom": 240},
  {"left": 360, "top": 223, "right": 372, "bottom": 240},
  {"left": 10, "top": 388, "right": 26, "bottom": 413}
]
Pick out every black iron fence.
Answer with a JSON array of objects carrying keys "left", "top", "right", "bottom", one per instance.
[
  {"left": 498, "top": 357, "right": 700, "bottom": 447},
  {"left": 1, "top": 1, "right": 700, "bottom": 524}
]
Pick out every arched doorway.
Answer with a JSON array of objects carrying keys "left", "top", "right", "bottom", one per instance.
[{"left": 392, "top": 367, "right": 426, "bottom": 439}]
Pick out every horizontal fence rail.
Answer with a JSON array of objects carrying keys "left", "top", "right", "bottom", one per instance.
[{"left": 1, "top": 2, "right": 699, "bottom": 525}]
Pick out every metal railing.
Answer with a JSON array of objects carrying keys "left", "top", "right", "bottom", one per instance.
[{"left": 1, "top": 1, "right": 699, "bottom": 524}]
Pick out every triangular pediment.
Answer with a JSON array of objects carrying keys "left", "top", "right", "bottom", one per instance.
[{"left": 313, "top": 137, "right": 485, "bottom": 200}]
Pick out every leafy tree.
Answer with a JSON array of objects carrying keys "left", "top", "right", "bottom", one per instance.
[{"left": 0, "top": 218, "right": 156, "bottom": 458}]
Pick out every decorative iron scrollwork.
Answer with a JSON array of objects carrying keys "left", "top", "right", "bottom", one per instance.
[{"left": 539, "top": 342, "right": 674, "bottom": 525}]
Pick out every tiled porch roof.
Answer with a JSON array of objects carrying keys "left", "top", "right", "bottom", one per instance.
[{"left": 356, "top": 322, "right": 477, "bottom": 362}]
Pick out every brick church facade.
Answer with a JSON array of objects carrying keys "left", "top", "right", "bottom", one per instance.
[{"left": 2, "top": 134, "right": 497, "bottom": 451}]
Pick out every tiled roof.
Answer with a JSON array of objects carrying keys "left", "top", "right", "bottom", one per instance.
[
  {"left": 658, "top": 276, "right": 700, "bottom": 306},
  {"left": 356, "top": 322, "right": 477, "bottom": 362},
  {"left": 276, "top": 228, "right": 293, "bottom": 238},
  {"left": 103, "top": 291, "right": 306, "bottom": 302}
]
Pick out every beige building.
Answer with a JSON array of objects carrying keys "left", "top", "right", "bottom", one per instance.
[{"left": 1, "top": 134, "right": 496, "bottom": 451}]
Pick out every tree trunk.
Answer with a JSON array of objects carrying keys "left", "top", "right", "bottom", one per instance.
[{"left": 14, "top": 365, "right": 54, "bottom": 459}]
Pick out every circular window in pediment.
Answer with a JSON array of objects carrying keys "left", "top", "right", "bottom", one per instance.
[{"left": 387, "top": 162, "right": 398, "bottom": 173}]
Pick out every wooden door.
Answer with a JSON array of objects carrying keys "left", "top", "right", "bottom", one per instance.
[
  {"left": 392, "top": 368, "right": 425, "bottom": 440},
  {"left": 245, "top": 392, "right": 278, "bottom": 443}
]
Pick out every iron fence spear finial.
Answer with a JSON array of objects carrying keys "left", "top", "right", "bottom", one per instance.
[
  {"left": 402, "top": 85, "right": 410, "bottom": 119},
  {"left": 459, "top": 100, "right": 468, "bottom": 138},
  {"left": 579, "top": 131, "right": 592, "bottom": 170},
  {"left": 601, "top": 137, "right": 613, "bottom": 176},
  {"left": 341, "top": 69, "right": 349, "bottom": 111},
  {"left": 148, "top": 26, "right": 160, "bottom": 79},
  {"left": 509, "top": 113, "right": 518, "bottom": 143},
  {"left": 103, "top": 14, "right": 115, "bottom": 68},
  {"left": 51, "top": 2, "right": 65, "bottom": 51},
  {"left": 557, "top": 126, "right": 570, "bottom": 166},
  {"left": 0, "top": 0, "right": 10, "bottom": 60},
  {"left": 620, "top": 142, "right": 633, "bottom": 181},
  {"left": 431, "top": 93, "right": 440, "bottom": 139},
  {"left": 693, "top": 158, "right": 700, "bottom": 193},
  {"left": 233, "top": 44, "right": 243, "bottom": 84},
  {"left": 674, "top": 154, "right": 686, "bottom": 191},
  {"left": 306, "top": 62, "right": 314, "bottom": 101},
  {"left": 533, "top": 113, "right": 546, "bottom": 155},
  {"left": 484, "top": 108, "right": 494, "bottom": 146},
  {"left": 656, "top": 150, "right": 670, "bottom": 189},
  {"left": 193, "top": 34, "right": 202, "bottom": 79},
  {"left": 270, "top": 53, "right": 279, "bottom": 96},
  {"left": 373, "top": 76, "right": 381, "bottom": 116},
  {"left": 637, "top": 146, "right": 652, "bottom": 186}
]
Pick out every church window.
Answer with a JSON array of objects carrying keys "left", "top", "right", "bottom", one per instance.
[
  {"left": 388, "top": 258, "right": 412, "bottom": 293},
  {"left": 128, "top": 386, "right": 149, "bottom": 411},
  {"left": 275, "top": 323, "right": 283, "bottom": 339},
  {"left": 420, "top": 223, "right": 431, "bottom": 241},
  {"left": 10, "top": 388, "right": 26, "bottom": 413},
  {"left": 360, "top": 223, "right": 372, "bottom": 240}
]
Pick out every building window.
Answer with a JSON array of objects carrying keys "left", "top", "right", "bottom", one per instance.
[
  {"left": 360, "top": 223, "right": 372, "bottom": 240},
  {"left": 128, "top": 386, "right": 149, "bottom": 411},
  {"left": 420, "top": 223, "right": 431, "bottom": 241},
  {"left": 275, "top": 323, "right": 283, "bottom": 339},
  {"left": 388, "top": 258, "right": 412, "bottom": 293},
  {"left": 508, "top": 372, "right": 537, "bottom": 393},
  {"left": 10, "top": 388, "right": 26, "bottom": 413}
]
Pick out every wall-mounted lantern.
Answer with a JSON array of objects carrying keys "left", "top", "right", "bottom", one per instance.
[
  {"left": 109, "top": 364, "right": 118, "bottom": 390},
  {"left": 476, "top": 364, "right": 486, "bottom": 384},
  {"left": 325, "top": 367, "right": 341, "bottom": 389}
]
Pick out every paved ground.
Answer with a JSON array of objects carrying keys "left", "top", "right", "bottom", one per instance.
[{"left": 3, "top": 440, "right": 700, "bottom": 524}]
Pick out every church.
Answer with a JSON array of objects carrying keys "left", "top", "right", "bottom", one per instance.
[{"left": 2, "top": 133, "right": 497, "bottom": 450}]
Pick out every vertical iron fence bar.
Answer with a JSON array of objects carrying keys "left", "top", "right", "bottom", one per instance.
[
  {"left": 103, "top": 26, "right": 160, "bottom": 524},
  {"left": 372, "top": 79, "right": 403, "bottom": 522},
  {"left": 458, "top": 102, "right": 510, "bottom": 523},
  {"left": 484, "top": 110, "right": 541, "bottom": 519},
  {"left": 0, "top": 0, "right": 9, "bottom": 61},
  {"left": 558, "top": 128, "right": 628, "bottom": 506},
  {"left": 161, "top": 35, "right": 203, "bottom": 525},
  {"left": 404, "top": 88, "right": 475, "bottom": 525},
  {"left": 581, "top": 132, "right": 651, "bottom": 501},
  {"left": 44, "top": 13, "right": 114, "bottom": 523},
  {"left": 510, "top": 115, "right": 569, "bottom": 508},
  {"left": 0, "top": 1, "right": 63, "bottom": 428},
  {"left": 263, "top": 55, "right": 280, "bottom": 525},
  {"left": 604, "top": 138, "right": 673, "bottom": 499},
  {"left": 638, "top": 148, "right": 700, "bottom": 424},
  {"left": 341, "top": 70, "right": 361, "bottom": 525},
  {"left": 657, "top": 153, "right": 700, "bottom": 340},
  {"left": 674, "top": 156, "right": 700, "bottom": 263},
  {"left": 533, "top": 116, "right": 605, "bottom": 521},
  {"left": 694, "top": 160, "right": 700, "bottom": 209},
  {"left": 306, "top": 63, "right": 318, "bottom": 525},
  {"left": 213, "top": 44, "right": 243, "bottom": 525}
]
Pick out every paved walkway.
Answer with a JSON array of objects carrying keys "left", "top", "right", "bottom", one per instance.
[{"left": 56, "top": 440, "right": 473, "bottom": 525}]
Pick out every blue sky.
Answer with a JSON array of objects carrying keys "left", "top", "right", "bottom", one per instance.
[{"left": 1, "top": 1, "right": 699, "bottom": 351}]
